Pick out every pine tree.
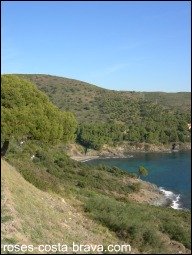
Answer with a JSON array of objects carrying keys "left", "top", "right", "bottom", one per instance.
[{"left": 1, "top": 75, "right": 77, "bottom": 155}]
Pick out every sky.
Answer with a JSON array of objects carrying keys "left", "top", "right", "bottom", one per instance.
[{"left": 1, "top": 1, "right": 191, "bottom": 92}]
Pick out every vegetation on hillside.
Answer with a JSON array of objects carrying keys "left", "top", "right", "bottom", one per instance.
[
  {"left": 85, "top": 195, "right": 191, "bottom": 252},
  {"left": 3, "top": 139, "right": 191, "bottom": 254},
  {"left": 1, "top": 75, "right": 191, "bottom": 253},
  {"left": 2, "top": 159, "right": 123, "bottom": 254},
  {"left": 16, "top": 74, "right": 191, "bottom": 116},
  {"left": 15, "top": 74, "right": 191, "bottom": 151},
  {"left": 143, "top": 91, "right": 191, "bottom": 112},
  {"left": 1, "top": 75, "right": 77, "bottom": 155},
  {"left": 138, "top": 166, "right": 148, "bottom": 179}
]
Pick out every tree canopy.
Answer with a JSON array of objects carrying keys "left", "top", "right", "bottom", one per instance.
[
  {"left": 138, "top": 166, "right": 149, "bottom": 178},
  {"left": 1, "top": 75, "right": 77, "bottom": 146}
]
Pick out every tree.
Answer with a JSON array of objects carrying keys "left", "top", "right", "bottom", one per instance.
[
  {"left": 1, "top": 75, "right": 77, "bottom": 155},
  {"left": 138, "top": 166, "right": 148, "bottom": 179},
  {"left": 128, "top": 127, "right": 140, "bottom": 142},
  {"left": 159, "top": 130, "right": 169, "bottom": 144},
  {"left": 146, "top": 131, "right": 159, "bottom": 144},
  {"left": 169, "top": 129, "right": 179, "bottom": 142}
]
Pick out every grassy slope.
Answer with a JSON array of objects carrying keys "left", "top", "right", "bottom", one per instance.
[
  {"left": 1, "top": 140, "right": 191, "bottom": 254},
  {"left": 16, "top": 74, "right": 191, "bottom": 123},
  {"left": 1, "top": 159, "right": 122, "bottom": 254}
]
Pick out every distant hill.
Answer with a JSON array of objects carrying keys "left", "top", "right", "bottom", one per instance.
[
  {"left": 16, "top": 74, "right": 191, "bottom": 123},
  {"left": 143, "top": 92, "right": 191, "bottom": 112}
]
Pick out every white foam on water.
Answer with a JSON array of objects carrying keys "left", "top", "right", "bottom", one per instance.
[
  {"left": 81, "top": 159, "right": 91, "bottom": 162},
  {"left": 103, "top": 155, "right": 134, "bottom": 159},
  {"left": 159, "top": 187, "right": 182, "bottom": 210},
  {"left": 171, "top": 194, "right": 181, "bottom": 210}
]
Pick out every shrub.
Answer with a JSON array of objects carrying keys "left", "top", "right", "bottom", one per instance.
[
  {"left": 128, "top": 183, "right": 141, "bottom": 192},
  {"left": 161, "top": 221, "right": 191, "bottom": 249},
  {"left": 35, "top": 150, "right": 47, "bottom": 161},
  {"left": 54, "top": 158, "right": 65, "bottom": 168},
  {"left": 78, "top": 169, "right": 88, "bottom": 177},
  {"left": 76, "top": 181, "right": 86, "bottom": 188},
  {"left": 142, "top": 229, "right": 158, "bottom": 246}
]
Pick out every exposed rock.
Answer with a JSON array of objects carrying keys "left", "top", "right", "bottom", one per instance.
[{"left": 66, "top": 142, "right": 191, "bottom": 162}]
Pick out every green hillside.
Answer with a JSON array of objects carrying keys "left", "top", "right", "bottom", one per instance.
[
  {"left": 143, "top": 92, "right": 191, "bottom": 112},
  {"left": 2, "top": 139, "right": 191, "bottom": 254},
  {"left": 1, "top": 158, "right": 123, "bottom": 254},
  {"left": 16, "top": 74, "right": 191, "bottom": 122},
  {"left": 15, "top": 74, "right": 191, "bottom": 150},
  {"left": 1, "top": 75, "right": 191, "bottom": 254}
]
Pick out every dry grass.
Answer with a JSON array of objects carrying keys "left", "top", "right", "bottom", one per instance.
[{"left": 1, "top": 159, "right": 126, "bottom": 254}]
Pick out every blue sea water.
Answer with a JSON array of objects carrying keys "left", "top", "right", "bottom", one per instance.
[{"left": 87, "top": 151, "right": 191, "bottom": 210}]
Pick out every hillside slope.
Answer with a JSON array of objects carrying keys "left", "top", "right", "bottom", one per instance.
[
  {"left": 16, "top": 74, "right": 191, "bottom": 123},
  {"left": 1, "top": 159, "right": 124, "bottom": 254},
  {"left": 11, "top": 74, "right": 190, "bottom": 149},
  {"left": 1, "top": 138, "right": 191, "bottom": 254}
]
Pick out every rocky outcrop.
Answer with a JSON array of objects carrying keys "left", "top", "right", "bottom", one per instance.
[{"left": 66, "top": 142, "right": 191, "bottom": 160}]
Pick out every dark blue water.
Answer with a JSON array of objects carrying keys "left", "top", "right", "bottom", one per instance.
[{"left": 87, "top": 151, "right": 191, "bottom": 210}]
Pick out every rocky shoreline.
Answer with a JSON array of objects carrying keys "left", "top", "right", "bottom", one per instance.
[
  {"left": 67, "top": 142, "right": 191, "bottom": 161},
  {"left": 68, "top": 143, "right": 190, "bottom": 210},
  {"left": 71, "top": 154, "right": 176, "bottom": 209},
  {"left": 126, "top": 178, "right": 174, "bottom": 209},
  {"left": 70, "top": 155, "right": 100, "bottom": 162}
]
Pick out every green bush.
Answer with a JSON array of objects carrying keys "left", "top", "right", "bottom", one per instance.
[
  {"left": 161, "top": 221, "right": 191, "bottom": 249},
  {"left": 54, "top": 158, "right": 65, "bottom": 168},
  {"left": 76, "top": 181, "right": 86, "bottom": 188},
  {"left": 84, "top": 195, "right": 191, "bottom": 252},
  {"left": 35, "top": 150, "right": 47, "bottom": 161}
]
